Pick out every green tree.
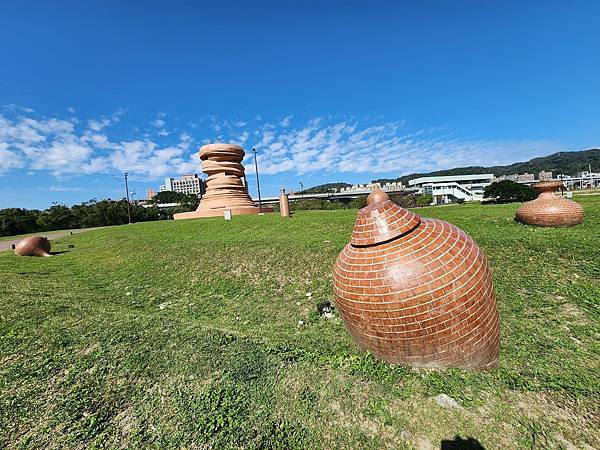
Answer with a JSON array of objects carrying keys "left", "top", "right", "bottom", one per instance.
[
  {"left": 0, "top": 208, "right": 39, "bottom": 236},
  {"left": 484, "top": 181, "right": 537, "bottom": 203},
  {"left": 36, "top": 204, "right": 75, "bottom": 230}
]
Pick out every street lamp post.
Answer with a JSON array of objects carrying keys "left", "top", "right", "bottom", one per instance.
[
  {"left": 252, "top": 148, "right": 263, "bottom": 213},
  {"left": 124, "top": 172, "right": 132, "bottom": 224}
]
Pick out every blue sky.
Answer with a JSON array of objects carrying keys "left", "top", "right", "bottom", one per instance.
[{"left": 1, "top": 0, "right": 599, "bottom": 209}]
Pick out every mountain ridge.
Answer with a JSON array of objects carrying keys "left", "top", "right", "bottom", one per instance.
[{"left": 302, "top": 149, "right": 600, "bottom": 193}]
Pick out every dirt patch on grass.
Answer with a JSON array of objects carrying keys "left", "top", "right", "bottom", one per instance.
[{"left": 558, "top": 303, "right": 591, "bottom": 325}]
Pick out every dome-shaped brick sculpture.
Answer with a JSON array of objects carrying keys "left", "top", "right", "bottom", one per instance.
[
  {"left": 516, "top": 181, "right": 583, "bottom": 227},
  {"left": 333, "top": 188, "right": 500, "bottom": 370},
  {"left": 14, "top": 236, "right": 52, "bottom": 257},
  {"left": 174, "top": 143, "right": 273, "bottom": 219}
]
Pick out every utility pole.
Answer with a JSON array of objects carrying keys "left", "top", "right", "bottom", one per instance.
[
  {"left": 124, "top": 172, "right": 132, "bottom": 224},
  {"left": 252, "top": 148, "right": 263, "bottom": 213},
  {"left": 300, "top": 182, "right": 304, "bottom": 198}
]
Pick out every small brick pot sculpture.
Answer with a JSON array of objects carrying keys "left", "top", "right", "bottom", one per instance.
[
  {"left": 15, "top": 236, "right": 52, "bottom": 257},
  {"left": 516, "top": 181, "right": 583, "bottom": 227},
  {"left": 333, "top": 188, "right": 500, "bottom": 370}
]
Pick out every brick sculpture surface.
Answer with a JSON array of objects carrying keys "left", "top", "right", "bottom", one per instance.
[
  {"left": 15, "top": 236, "right": 52, "bottom": 257},
  {"left": 333, "top": 187, "right": 500, "bottom": 370},
  {"left": 516, "top": 181, "right": 584, "bottom": 227},
  {"left": 279, "top": 187, "right": 290, "bottom": 217},
  {"left": 174, "top": 143, "right": 272, "bottom": 219}
]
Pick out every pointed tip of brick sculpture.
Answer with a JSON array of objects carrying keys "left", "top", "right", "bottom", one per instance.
[
  {"left": 516, "top": 181, "right": 584, "bottom": 227},
  {"left": 367, "top": 186, "right": 389, "bottom": 205},
  {"left": 334, "top": 200, "right": 500, "bottom": 371},
  {"left": 14, "top": 236, "right": 52, "bottom": 257},
  {"left": 174, "top": 143, "right": 273, "bottom": 220}
]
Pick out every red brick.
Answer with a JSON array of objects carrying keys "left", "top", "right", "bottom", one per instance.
[{"left": 333, "top": 188, "right": 500, "bottom": 370}]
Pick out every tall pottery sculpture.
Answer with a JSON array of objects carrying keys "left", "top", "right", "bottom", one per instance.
[{"left": 174, "top": 143, "right": 272, "bottom": 219}]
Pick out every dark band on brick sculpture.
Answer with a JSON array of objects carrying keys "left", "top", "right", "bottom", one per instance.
[{"left": 333, "top": 187, "right": 500, "bottom": 370}]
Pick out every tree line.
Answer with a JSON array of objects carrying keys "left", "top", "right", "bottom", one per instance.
[
  {"left": 1, "top": 181, "right": 538, "bottom": 237},
  {"left": 0, "top": 191, "right": 201, "bottom": 237}
]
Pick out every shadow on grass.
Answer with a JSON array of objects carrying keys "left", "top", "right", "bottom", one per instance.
[{"left": 441, "top": 435, "right": 485, "bottom": 449}]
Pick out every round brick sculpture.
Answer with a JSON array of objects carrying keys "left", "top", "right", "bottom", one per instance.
[
  {"left": 333, "top": 188, "right": 500, "bottom": 370},
  {"left": 14, "top": 236, "right": 52, "bottom": 257},
  {"left": 516, "top": 181, "right": 583, "bottom": 227},
  {"left": 174, "top": 143, "right": 273, "bottom": 219}
]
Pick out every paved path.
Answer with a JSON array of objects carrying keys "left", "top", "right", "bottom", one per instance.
[{"left": 0, "top": 228, "right": 101, "bottom": 251}]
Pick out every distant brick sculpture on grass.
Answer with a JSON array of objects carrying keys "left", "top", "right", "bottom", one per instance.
[
  {"left": 516, "top": 180, "right": 584, "bottom": 227},
  {"left": 333, "top": 187, "right": 500, "bottom": 371},
  {"left": 174, "top": 143, "right": 272, "bottom": 219},
  {"left": 15, "top": 236, "right": 52, "bottom": 257},
  {"left": 279, "top": 187, "right": 290, "bottom": 217}
]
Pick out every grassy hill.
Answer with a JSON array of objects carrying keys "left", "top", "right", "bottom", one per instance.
[
  {"left": 1, "top": 198, "right": 599, "bottom": 448},
  {"left": 306, "top": 148, "right": 600, "bottom": 192}
]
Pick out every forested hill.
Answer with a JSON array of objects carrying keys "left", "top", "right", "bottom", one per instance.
[
  {"left": 303, "top": 149, "right": 600, "bottom": 193},
  {"left": 300, "top": 182, "right": 353, "bottom": 194}
]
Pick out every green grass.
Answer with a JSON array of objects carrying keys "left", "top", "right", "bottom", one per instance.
[{"left": 1, "top": 199, "right": 598, "bottom": 449}]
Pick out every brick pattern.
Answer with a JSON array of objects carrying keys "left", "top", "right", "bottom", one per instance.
[
  {"left": 351, "top": 200, "right": 420, "bottom": 246},
  {"left": 333, "top": 197, "right": 500, "bottom": 370},
  {"left": 516, "top": 181, "right": 584, "bottom": 227}
]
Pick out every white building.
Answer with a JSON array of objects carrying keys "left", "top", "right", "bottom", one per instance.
[
  {"left": 408, "top": 174, "right": 494, "bottom": 204},
  {"left": 159, "top": 174, "right": 206, "bottom": 196},
  {"left": 517, "top": 173, "right": 535, "bottom": 182},
  {"left": 558, "top": 171, "right": 600, "bottom": 190}
]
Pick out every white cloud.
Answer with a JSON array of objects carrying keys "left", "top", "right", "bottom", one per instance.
[
  {"left": 0, "top": 143, "right": 24, "bottom": 174},
  {"left": 0, "top": 109, "right": 196, "bottom": 179},
  {"left": 2, "top": 104, "right": 34, "bottom": 113},
  {"left": 0, "top": 109, "right": 563, "bottom": 184},
  {"left": 279, "top": 115, "right": 293, "bottom": 127},
  {"left": 47, "top": 185, "right": 87, "bottom": 192},
  {"left": 240, "top": 118, "right": 558, "bottom": 176},
  {"left": 87, "top": 117, "right": 111, "bottom": 131},
  {"left": 152, "top": 118, "right": 166, "bottom": 128}
]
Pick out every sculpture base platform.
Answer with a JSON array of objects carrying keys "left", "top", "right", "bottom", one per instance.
[{"left": 174, "top": 206, "right": 274, "bottom": 220}]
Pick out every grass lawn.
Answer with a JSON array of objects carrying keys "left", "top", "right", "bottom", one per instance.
[{"left": 1, "top": 198, "right": 598, "bottom": 448}]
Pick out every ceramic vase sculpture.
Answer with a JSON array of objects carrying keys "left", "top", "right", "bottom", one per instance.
[
  {"left": 174, "top": 143, "right": 273, "bottom": 219},
  {"left": 15, "top": 236, "right": 52, "bottom": 257},
  {"left": 516, "top": 181, "right": 583, "bottom": 227},
  {"left": 333, "top": 188, "right": 500, "bottom": 370},
  {"left": 279, "top": 188, "right": 290, "bottom": 217}
]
